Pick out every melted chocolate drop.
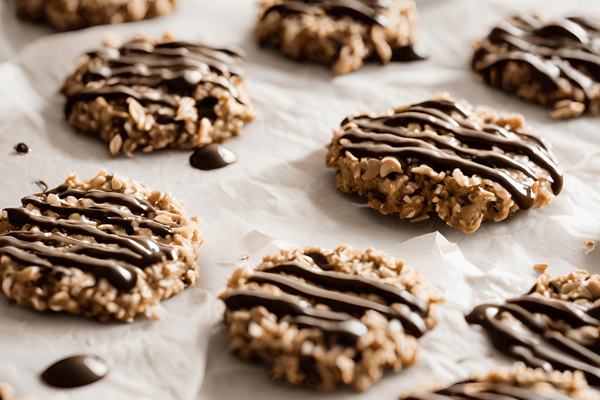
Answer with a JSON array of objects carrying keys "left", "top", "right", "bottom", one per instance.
[
  {"left": 391, "top": 43, "right": 429, "bottom": 61},
  {"left": 41, "top": 355, "right": 108, "bottom": 388},
  {"left": 190, "top": 143, "right": 237, "bottom": 170},
  {"left": 14, "top": 143, "right": 29, "bottom": 155}
]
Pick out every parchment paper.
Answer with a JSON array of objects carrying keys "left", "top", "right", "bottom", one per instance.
[{"left": 0, "top": 0, "right": 599, "bottom": 399}]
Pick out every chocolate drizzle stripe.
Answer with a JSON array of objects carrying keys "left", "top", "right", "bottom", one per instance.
[
  {"left": 342, "top": 129, "right": 540, "bottom": 180},
  {"left": 283, "top": 315, "right": 369, "bottom": 343},
  {"left": 21, "top": 196, "right": 172, "bottom": 237},
  {"left": 221, "top": 289, "right": 370, "bottom": 343},
  {"left": 404, "top": 382, "right": 573, "bottom": 400},
  {"left": 339, "top": 100, "right": 563, "bottom": 210},
  {"left": 507, "top": 296, "right": 600, "bottom": 328},
  {"left": 263, "top": 262, "right": 429, "bottom": 316},
  {"left": 0, "top": 235, "right": 137, "bottom": 290},
  {"left": 343, "top": 141, "right": 535, "bottom": 208},
  {"left": 262, "top": 0, "right": 390, "bottom": 27},
  {"left": 439, "top": 383, "right": 573, "bottom": 400},
  {"left": 1, "top": 182, "right": 180, "bottom": 291},
  {"left": 5, "top": 208, "right": 175, "bottom": 260},
  {"left": 466, "top": 294, "right": 600, "bottom": 385},
  {"left": 4, "top": 232, "right": 149, "bottom": 266},
  {"left": 248, "top": 270, "right": 427, "bottom": 337},
  {"left": 66, "top": 40, "right": 245, "bottom": 118},
  {"left": 47, "top": 185, "right": 156, "bottom": 215},
  {"left": 65, "top": 84, "right": 177, "bottom": 117},
  {"left": 475, "top": 15, "right": 600, "bottom": 102}
]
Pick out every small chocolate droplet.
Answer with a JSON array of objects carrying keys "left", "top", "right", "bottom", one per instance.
[
  {"left": 41, "top": 355, "right": 108, "bottom": 388},
  {"left": 14, "top": 143, "right": 29, "bottom": 155},
  {"left": 190, "top": 143, "right": 237, "bottom": 170}
]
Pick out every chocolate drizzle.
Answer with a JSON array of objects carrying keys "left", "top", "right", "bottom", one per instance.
[
  {"left": 337, "top": 99, "right": 563, "bottom": 210},
  {"left": 65, "top": 40, "right": 246, "bottom": 118},
  {"left": 403, "top": 381, "right": 575, "bottom": 400},
  {"left": 0, "top": 182, "right": 178, "bottom": 290},
  {"left": 221, "top": 258, "right": 430, "bottom": 343},
  {"left": 41, "top": 355, "right": 108, "bottom": 388},
  {"left": 466, "top": 293, "right": 600, "bottom": 385},
  {"left": 262, "top": 0, "right": 391, "bottom": 27},
  {"left": 33, "top": 180, "right": 48, "bottom": 192},
  {"left": 473, "top": 15, "right": 600, "bottom": 101}
]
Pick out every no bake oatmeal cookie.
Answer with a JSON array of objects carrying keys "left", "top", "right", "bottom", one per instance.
[
  {"left": 254, "top": 0, "right": 426, "bottom": 75},
  {"left": 0, "top": 170, "right": 203, "bottom": 322},
  {"left": 472, "top": 14, "right": 600, "bottom": 119},
  {"left": 467, "top": 270, "right": 600, "bottom": 385},
  {"left": 61, "top": 34, "right": 255, "bottom": 157},
  {"left": 220, "top": 245, "right": 442, "bottom": 391},
  {"left": 399, "top": 363, "right": 600, "bottom": 400},
  {"left": 17, "top": 0, "right": 177, "bottom": 31},
  {"left": 326, "top": 95, "right": 563, "bottom": 233}
]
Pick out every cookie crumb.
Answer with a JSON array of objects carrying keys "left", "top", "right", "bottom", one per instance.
[
  {"left": 533, "top": 263, "right": 549, "bottom": 272},
  {"left": 585, "top": 241, "right": 596, "bottom": 256},
  {"left": 87, "top": 338, "right": 95, "bottom": 346}
]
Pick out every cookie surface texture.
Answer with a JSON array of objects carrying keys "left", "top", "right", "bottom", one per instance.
[
  {"left": 219, "top": 245, "right": 442, "bottom": 391},
  {"left": 467, "top": 270, "right": 600, "bottom": 385},
  {"left": 0, "top": 170, "right": 203, "bottom": 322},
  {"left": 17, "top": 0, "right": 178, "bottom": 31},
  {"left": 61, "top": 34, "right": 255, "bottom": 157},
  {"left": 254, "top": 0, "right": 423, "bottom": 75},
  {"left": 399, "top": 363, "right": 599, "bottom": 400},
  {"left": 326, "top": 95, "right": 563, "bottom": 233},
  {"left": 472, "top": 15, "right": 600, "bottom": 118}
]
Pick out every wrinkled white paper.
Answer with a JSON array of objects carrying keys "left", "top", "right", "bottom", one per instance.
[{"left": 0, "top": 0, "right": 599, "bottom": 399}]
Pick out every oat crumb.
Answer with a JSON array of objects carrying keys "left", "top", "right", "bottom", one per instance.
[
  {"left": 585, "top": 241, "right": 596, "bottom": 256},
  {"left": 533, "top": 263, "right": 549, "bottom": 272}
]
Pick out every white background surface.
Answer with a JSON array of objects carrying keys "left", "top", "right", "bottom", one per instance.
[{"left": 0, "top": 0, "right": 599, "bottom": 399}]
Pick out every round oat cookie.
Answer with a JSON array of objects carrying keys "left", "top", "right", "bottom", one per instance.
[
  {"left": 467, "top": 270, "right": 600, "bottom": 385},
  {"left": 0, "top": 170, "right": 203, "bottom": 322},
  {"left": 254, "top": 0, "right": 426, "bottom": 76},
  {"left": 326, "top": 94, "right": 564, "bottom": 233},
  {"left": 219, "top": 244, "right": 442, "bottom": 392},
  {"left": 61, "top": 33, "right": 255, "bottom": 157},
  {"left": 399, "top": 363, "right": 599, "bottom": 400},
  {"left": 472, "top": 14, "right": 600, "bottom": 119},
  {"left": 17, "top": 0, "right": 178, "bottom": 31}
]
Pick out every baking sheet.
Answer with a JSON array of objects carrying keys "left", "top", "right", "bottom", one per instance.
[{"left": 0, "top": 0, "right": 599, "bottom": 399}]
